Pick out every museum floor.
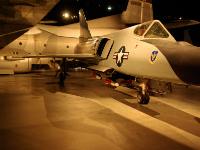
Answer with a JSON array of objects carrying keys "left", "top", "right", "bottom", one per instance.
[{"left": 0, "top": 70, "right": 200, "bottom": 150}]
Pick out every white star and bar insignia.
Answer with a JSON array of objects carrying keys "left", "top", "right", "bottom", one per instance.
[{"left": 113, "top": 46, "right": 129, "bottom": 67}]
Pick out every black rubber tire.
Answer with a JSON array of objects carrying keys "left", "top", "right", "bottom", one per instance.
[{"left": 137, "top": 92, "right": 150, "bottom": 104}]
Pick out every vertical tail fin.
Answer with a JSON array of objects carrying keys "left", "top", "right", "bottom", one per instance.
[
  {"left": 121, "top": 0, "right": 153, "bottom": 24},
  {"left": 79, "top": 9, "right": 92, "bottom": 43}
]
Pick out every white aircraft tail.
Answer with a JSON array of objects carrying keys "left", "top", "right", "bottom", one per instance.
[
  {"left": 121, "top": 0, "right": 153, "bottom": 24},
  {"left": 79, "top": 9, "right": 92, "bottom": 43}
]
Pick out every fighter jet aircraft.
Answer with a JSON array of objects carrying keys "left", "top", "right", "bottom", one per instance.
[
  {"left": 80, "top": 10, "right": 200, "bottom": 104},
  {"left": 1, "top": 2, "right": 200, "bottom": 105},
  {"left": 2, "top": 8, "right": 200, "bottom": 106}
]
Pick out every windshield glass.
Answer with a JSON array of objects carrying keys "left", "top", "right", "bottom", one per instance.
[
  {"left": 144, "top": 22, "right": 169, "bottom": 38},
  {"left": 134, "top": 21, "right": 152, "bottom": 36}
]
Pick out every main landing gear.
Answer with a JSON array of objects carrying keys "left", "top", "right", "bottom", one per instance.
[{"left": 58, "top": 58, "right": 67, "bottom": 85}]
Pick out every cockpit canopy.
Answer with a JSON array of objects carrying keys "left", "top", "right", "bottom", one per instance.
[
  {"left": 133, "top": 20, "right": 175, "bottom": 41},
  {"left": 134, "top": 21, "right": 151, "bottom": 36}
]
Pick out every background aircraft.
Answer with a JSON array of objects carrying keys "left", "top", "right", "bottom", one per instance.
[
  {"left": 0, "top": 0, "right": 59, "bottom": 74},
  {"left": 37, "top": 0, "right": 153, "bottom": 38},
  {"left": 0, "top": 0, "right": 59, "bottom": 48}
]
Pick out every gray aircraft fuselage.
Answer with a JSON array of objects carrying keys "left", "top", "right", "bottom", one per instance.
[{"left": 91, "top": 20, "right": 200, "bottom": 86}]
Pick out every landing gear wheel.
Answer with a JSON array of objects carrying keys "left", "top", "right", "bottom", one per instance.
[{"left": 137, "top": 92, "right": 150, "bottom": 104}]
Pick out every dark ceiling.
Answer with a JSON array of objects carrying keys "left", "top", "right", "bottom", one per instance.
[{"left": 43, "top": 0, "right": 200, "bottom": 25}]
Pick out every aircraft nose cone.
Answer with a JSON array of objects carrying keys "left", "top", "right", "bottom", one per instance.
[{"left": 160, "top": 44, "right": 200, "bottom": 85}]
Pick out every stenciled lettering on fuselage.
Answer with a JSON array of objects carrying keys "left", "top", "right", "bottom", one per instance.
[
  {"left": 113, "top": 46, "right": 129, "bottom": 67},
  {"left": 150, "top": 50, "right": 158, "bottom": 64}
]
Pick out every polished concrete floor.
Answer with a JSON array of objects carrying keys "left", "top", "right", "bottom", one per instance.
[{"left": 0, "top": 70, "right": 200, "bottom": 150}]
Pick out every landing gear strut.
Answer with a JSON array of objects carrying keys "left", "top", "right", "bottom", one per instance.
[
  {"left": 137, "top": 81, "right": 150, "bottom": 104},
  {"left": 59, "top": 58, "right": 67, "bottom": 85}
]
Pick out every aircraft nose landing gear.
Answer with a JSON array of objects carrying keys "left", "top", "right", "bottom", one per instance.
[
  {"left": 137, "top": 81, "right": 150, "bottom": 104},
  {"left": 137, "top": 92, "right": 150, "bottom": 104}
]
